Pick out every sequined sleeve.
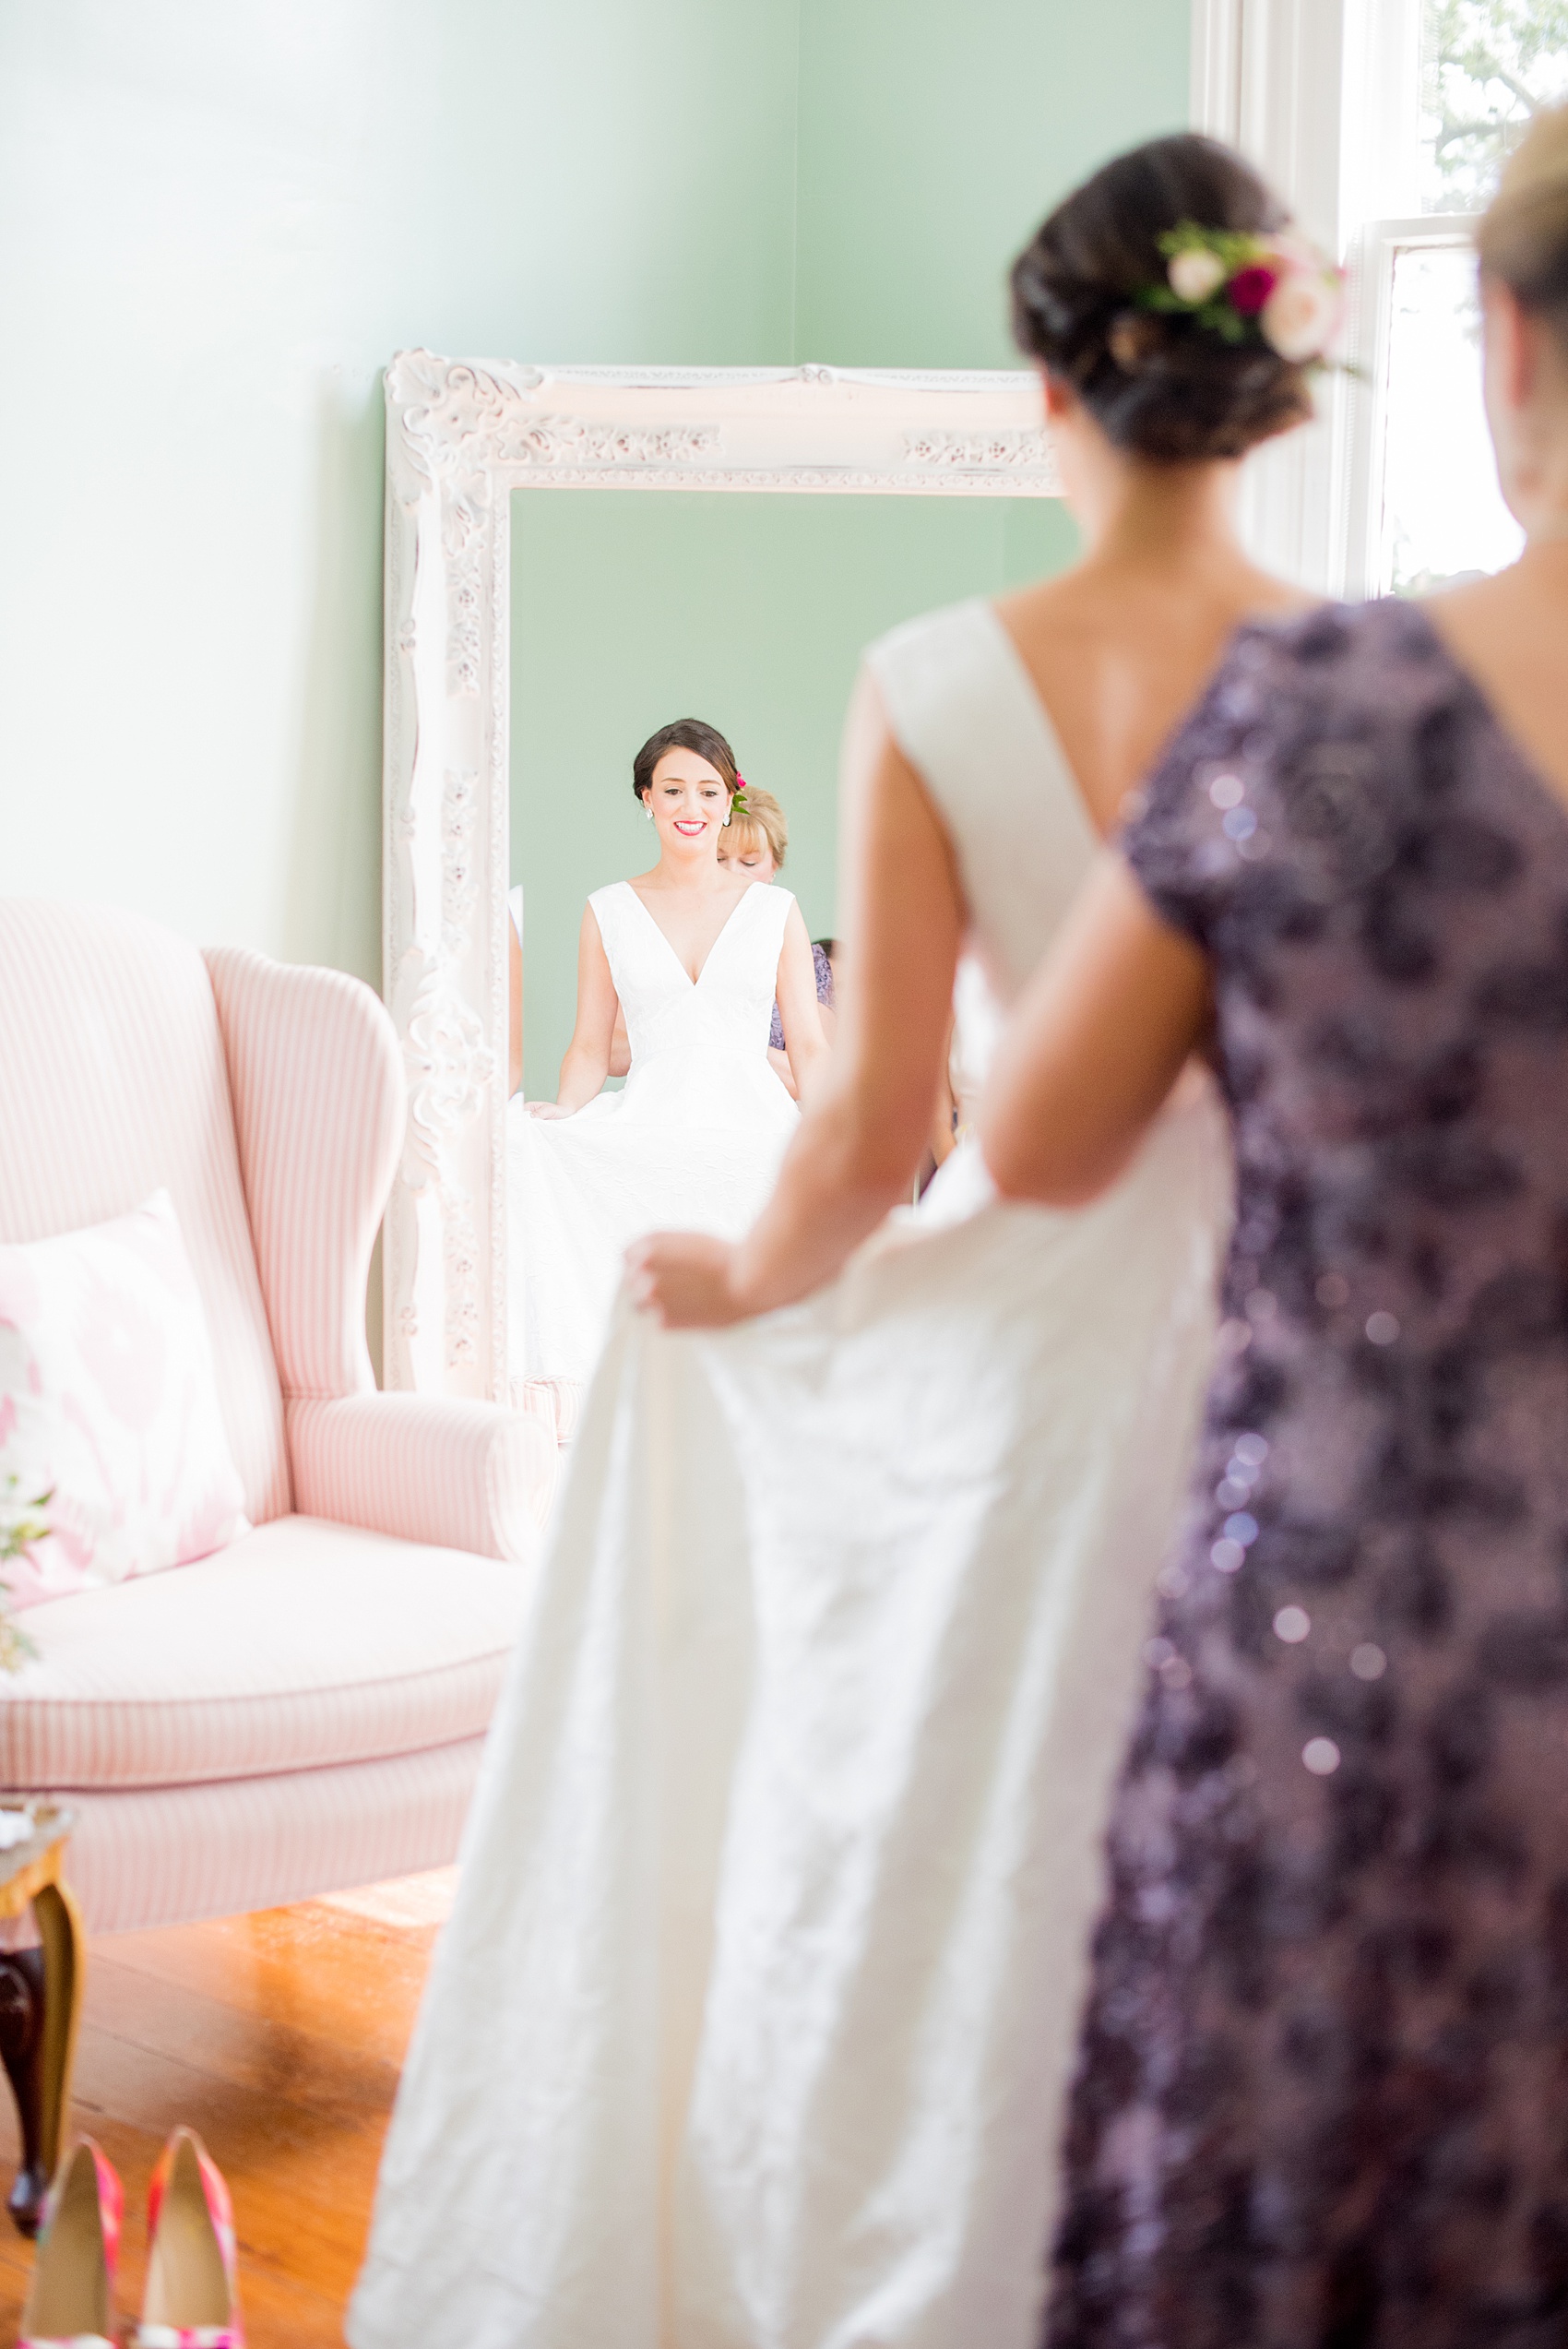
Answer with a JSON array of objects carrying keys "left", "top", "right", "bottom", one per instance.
[{"left": 1118, "top": 617, "right": 1317, "bottom": 950}]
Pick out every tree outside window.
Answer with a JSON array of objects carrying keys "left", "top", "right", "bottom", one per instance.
[{"left": 1422, "top": 0, "right": 1568, "bottom": 210}]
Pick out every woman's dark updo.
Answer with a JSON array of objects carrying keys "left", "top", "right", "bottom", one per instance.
[
  {"left": 632, "top": 718, "right": 739, "bottom": 807},
  {"left": 1011, "top": 133, "right": 1314, "bottom": 462}
]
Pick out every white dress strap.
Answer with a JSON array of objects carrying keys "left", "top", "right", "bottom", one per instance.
[
  {"left": 734, "top": 877, "right": 793, "bottom": 964},
  {"left": 864, "top": 598, "right": 1099, "bottom": 999}
]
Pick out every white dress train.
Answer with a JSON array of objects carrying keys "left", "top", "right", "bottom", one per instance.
[
  {"left": 350, "top": 602, "right": 1233, "bottom": 2349},
  {"left": 508, "top": 877, "right": 800, "bottom": 1391}
]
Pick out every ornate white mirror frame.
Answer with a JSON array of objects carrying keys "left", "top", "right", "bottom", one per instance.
[{"left": 381, "top": 351, "right": 1061, "bottom": 1401}]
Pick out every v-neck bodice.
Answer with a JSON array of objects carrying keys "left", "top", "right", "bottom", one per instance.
[
  {"left": 619, "top": 879, "right": 759, "bottom": 989},
  {"left": 589, "top": 877, "right": 794, "bottom": 1074}
]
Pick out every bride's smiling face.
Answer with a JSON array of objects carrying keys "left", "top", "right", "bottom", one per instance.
[{"left": 643, "top": 749, "right": 731, "bottom": 858}]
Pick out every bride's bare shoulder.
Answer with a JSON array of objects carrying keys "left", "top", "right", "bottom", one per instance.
[{"left": 994, "top": 570, "right": 1098, "bottom": 630}]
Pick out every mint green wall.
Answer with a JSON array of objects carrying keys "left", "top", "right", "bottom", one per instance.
[
  {"left": 0, "top": 0, "right": 1187, "bottom": 1058},
  {"left": 512, "top": 492, "right": 1069, "bottom": 1091},
  {"left": 507, "top": 0, "right": 1191, "bottom": 1090},
  {"left": 795, "top": 0, "right": 1194, "bottom": 367},
  {"left": 1, "top": 0, "right": 1185, "bottom": 991},
  {"left": 0, "top": 0, "right": 801, "bottom": 984}
]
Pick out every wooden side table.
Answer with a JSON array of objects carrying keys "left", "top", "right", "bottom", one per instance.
[{"left": 0, "top": 1802, "right": 82, "bottom": 2236}]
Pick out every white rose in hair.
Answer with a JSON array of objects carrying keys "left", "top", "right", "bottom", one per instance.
[
  {"left": 1168, "top": 248, "right": 1226, "bottom": 303},
  {"left": 1261, "top": 268, "right": 1342, "bottom": 362}
]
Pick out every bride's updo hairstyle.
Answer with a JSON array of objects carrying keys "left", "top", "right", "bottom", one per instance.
[
  {"left": 632, "top": 718, "right": 739, "bottom": 807},
  {"left": 1477, "top": 101, "right": 1568, "bottom": 346},
  {"left": 1010, "top": 134, "right": 1314, "bottom": 462}
]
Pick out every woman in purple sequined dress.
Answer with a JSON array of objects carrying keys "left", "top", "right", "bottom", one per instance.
[{"left": 986, "top": 106, "right": 1568, "bottom": 2347}]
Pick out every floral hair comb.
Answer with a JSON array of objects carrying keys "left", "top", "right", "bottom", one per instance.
[
  {"left": 1134, "top": 222, "right": 1348, "bottom": 365},
  {"left": 731, "top": 778, "right": 753, "bottom": 817}
]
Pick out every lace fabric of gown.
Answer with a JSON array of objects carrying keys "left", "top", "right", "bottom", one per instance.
[
  {"left": 350, "top": 602, "right": 1234, "bottom": 2349},
  {"left": 508, "top": 878, "right": 800, "bottom": 1391}
]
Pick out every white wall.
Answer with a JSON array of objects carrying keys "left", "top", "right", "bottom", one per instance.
[
  {"left": 0, "top": 0, "right": 1190, "bottom": 990},
  {"left": 0, "top": 0, "right": 799, "bottom": 981}
]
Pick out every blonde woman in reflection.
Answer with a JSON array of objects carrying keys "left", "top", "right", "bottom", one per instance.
[
  {"left": 352, "top": 135, "right": 1323, "bottom": 2349},
  {"left": 717, "top": 782, "right": 837, "bottom": 1092}
]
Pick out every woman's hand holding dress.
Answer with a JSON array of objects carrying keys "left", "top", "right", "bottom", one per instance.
[{"left": 624, "top": 1231, "right": 746, "bottom": 1326}]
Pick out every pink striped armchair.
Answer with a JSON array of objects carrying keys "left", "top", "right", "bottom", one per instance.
[{"left": 0, "top": 900, "right": 552, "bottom": 1930}]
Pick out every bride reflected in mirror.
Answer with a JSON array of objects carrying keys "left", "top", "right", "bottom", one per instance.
[{"left": 506, "top": 718, "right": 827, "bottom": 1403}]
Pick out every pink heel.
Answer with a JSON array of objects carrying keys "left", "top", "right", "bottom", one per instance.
[
  {"left": 136, "top": 2127, "right": 243, "bottom": 2348},
  {"left": 19, "top": 2136, "right": 122, "bottom": 2348}
]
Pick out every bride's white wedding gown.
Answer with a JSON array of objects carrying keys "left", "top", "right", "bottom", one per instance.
[
  {"left": 508, "top": 877, "right": 800, "bottom": 1389},
  {"left": 350, "top": 602, "right": 1232, "bottom": 2349}
]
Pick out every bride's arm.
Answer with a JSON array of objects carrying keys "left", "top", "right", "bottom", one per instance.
[
  {"left": 626, "top": 674, "right": 963, "bottom": 1323},
  {"left": 532, "top": 904, "right": 619, "bottom": 1117},
  {"left": 775, "top": 902, "right": 830, "bottom": 1098}
]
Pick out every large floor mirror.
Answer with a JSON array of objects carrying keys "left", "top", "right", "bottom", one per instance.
[{"left": 382, "top": 354, "right": 1066, "bottom": 1403}]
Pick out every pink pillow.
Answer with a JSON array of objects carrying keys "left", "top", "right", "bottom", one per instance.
[{"left": 0, "top": 1191, "right": 251, "bottom": 1609}]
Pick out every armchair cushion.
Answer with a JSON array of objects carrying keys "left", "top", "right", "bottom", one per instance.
[
  {"left": 0, "top": 1515, "right": 531, "bottom": 1790},
  {"left": 0, "top": 1190, "right": 250, "bottom": 1606},
  {"left": 287, "top": 1392, "right": 554, "bottom": 1562}
]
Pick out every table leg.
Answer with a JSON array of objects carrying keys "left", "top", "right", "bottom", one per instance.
[
  {"left": 31, "top": 1879, "right": 84, "bottom": 2219},
  {"left": 0, "top": 1946, "right": 46, "bottom": 2235}
]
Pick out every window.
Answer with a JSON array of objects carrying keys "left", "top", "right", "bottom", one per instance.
[
  {"left": 1378, "top": 240, "right": 1521, "bottom": 592},
  {"left": 1420, "top": 2, "right": 1568, "bottom": 211},
  {"left": 1352, "top": 1, "right": 1568, "bottom": 594},
  {"left": 1191, "top": 0, "right": 1567, "bottom": 593}
]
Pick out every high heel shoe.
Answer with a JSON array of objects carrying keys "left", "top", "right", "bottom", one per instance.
[
  {"left": 18, "top": 2136, "right": 123, "bottom": 2348},
  {"left": 136, "top": 2126, "right": 243, "bottom": 2347}
]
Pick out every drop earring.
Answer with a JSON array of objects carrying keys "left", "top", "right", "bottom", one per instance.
[
  {"left": 643, "top": 802, "right": 653, "bottom": 821},
  {"left": 722, "top": 811, "right": 731, "bottom": 827}
]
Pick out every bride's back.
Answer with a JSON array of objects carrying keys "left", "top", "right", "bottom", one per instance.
[
  {"left": 998, "top": 527, "right": 1309, "bottom": 841},
  {"left": 867, "top": 539, "right": 1309, "bottom": 1037}
]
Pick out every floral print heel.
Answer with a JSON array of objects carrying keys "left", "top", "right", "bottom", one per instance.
[
  {"left": 19, "top": 2137, "right": 123, "bottom": 2348},
  {"left": 135, "top": 2128, "right": 243, "bottom": 2348}
]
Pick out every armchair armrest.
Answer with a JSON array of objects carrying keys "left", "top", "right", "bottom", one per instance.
[{"left": 286, "top": 1393, "right": 554, "bottom": 1564}]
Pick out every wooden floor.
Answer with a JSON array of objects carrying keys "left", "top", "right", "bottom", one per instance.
[{"left": 0, "top": 1874, "right": 452, "bottom": 2344}]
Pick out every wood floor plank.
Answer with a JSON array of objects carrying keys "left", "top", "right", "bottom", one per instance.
[{"left": 0, "top": 1890, "right": 436, "bottom": 2343}]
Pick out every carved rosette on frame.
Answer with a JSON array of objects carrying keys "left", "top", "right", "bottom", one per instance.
[{"left": 381, "top": 351, "right": 1061, "bottom": 1401}]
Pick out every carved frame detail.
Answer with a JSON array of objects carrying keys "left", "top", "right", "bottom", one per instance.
[{"left": 382, "top": 352, "right": 1061, "bottom": 1400}]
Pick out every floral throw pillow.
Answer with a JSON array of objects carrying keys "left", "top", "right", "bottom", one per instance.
[{"left": 0, "top": 1191, "right": 251, "bottom": 1609}]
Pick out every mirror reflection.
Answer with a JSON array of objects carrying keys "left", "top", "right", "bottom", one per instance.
[{"left": 505, "top": 488, "right": 1073, "bottom": 1407}]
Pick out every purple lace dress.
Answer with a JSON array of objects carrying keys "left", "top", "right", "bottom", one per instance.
[{"left": 1046, "top": 600, "right": 1568, "bottom": 2349}]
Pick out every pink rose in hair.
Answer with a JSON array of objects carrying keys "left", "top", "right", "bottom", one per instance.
[
  {"left": 1227, "top": 263, "right": 1280, "bottom": 316},
  {"left": 1262, "top": 268, "right": 1344, "bottom": 363}
]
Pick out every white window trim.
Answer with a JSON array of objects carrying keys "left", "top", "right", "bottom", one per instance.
[
  {"left": 1189, "top": 0, "right": 1427, "bottom": 594},
  {"left": 1342, "top": 212, "right": 1481, "bottom": 598}
]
